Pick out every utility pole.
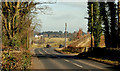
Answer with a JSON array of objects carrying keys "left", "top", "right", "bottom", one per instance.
[
  {"left": 65, "top": 23, "right": 67, "bottom": 48},
  {"left": 91, "top": 3, "right": 94, "bottom": 48}
]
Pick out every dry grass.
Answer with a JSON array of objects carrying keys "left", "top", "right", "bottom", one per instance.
[
  {"left": 55, "top": 48, "right": 79, "bottom": 55},
  {"left": 88, "top": 57, "right": 120, "bottom": 66},
  {"left": 32, "top": 37, "right": 73, "bottom": 48}
]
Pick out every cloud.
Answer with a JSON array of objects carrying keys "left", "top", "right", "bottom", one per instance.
[
  {"left": 51, "top": 14, "right": 77, "bottom": 21},
  {"left": 61, "top": 2, "right": 87, "bottom": 8},
  {"left": 35, "top": 2, "right": 88, "bottom": 33}
]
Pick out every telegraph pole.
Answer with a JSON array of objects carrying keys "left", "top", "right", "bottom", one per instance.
[
  {"left": 65, "top": 23, "right": 67, "bottom": 48},
  {"left": 91, "top": 3, "right": 94, "bottom": 48}
]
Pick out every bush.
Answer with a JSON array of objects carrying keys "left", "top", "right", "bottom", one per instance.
[{"left": 2, "top": 50, "right": 31, "bottom": 70}]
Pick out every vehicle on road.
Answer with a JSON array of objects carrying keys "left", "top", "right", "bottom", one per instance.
[
  {"left": 59, "top": 44, "right": 64, "bottom": 48},
  {"left": 46, "top": 44, "right": 51, "bottom": 48}
]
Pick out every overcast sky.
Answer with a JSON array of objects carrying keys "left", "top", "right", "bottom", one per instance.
[{"left": 33, "top": 2, "right": 88, "bottom": 33}]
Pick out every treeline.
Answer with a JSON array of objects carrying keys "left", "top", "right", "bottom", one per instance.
[
  {"left": 41, "top": 31, "right": 63, "bottom": 36},
  {"left": 40, "top": 31, "right": 67, "bottom": 38},
  {"left": 38, "top": 31, "right": 86, "bottom": 39},
  {"left": 87, "top": 0, "right": 119, "bottom": 48}
]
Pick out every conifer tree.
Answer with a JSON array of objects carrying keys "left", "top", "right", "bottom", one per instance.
[
  {"left": 107, "top": 1, "right": 118, "bottom": 48},
  {"left": 87, "top": 1, "right": 102, "bottom": 47},
  {"left": 99, "top": 0, "right": 111, "bottom": 47},
  {"left": 93, "top": 2, "right": 102, "bottom": 47}
]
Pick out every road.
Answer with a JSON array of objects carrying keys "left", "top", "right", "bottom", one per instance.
[{"left": 32, "top": 47, "right": 119, "bottom": 71}]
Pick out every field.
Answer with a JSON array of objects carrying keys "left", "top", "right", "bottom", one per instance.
[
  {"left": 32, "top": 37, "right": 73, "bottom": 48},
  {"left": 32, "top": 34, "right": 105, "bottom": 48}
]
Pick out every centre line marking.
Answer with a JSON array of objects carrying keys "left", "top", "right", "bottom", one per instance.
[
  {"left": 72, "top": 63, "right": 83, "bottom": 68},
  {"left": 75, "top": 60, "right": 104, "bottom": 69},
  {"left": 43, "top": 48, "right": 50, "bottom": 54},
  {"left": 64, "top": 59, "right": 70, "bottom": 62},
  {"left": 39, "top": 50, "right": 43, "bottom": 54},
  {"left": 64, "top": 59, "right": 83, "bottom": 68}
]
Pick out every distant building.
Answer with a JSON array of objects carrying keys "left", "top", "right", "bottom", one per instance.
[
  {"left": 35, "top": 35, "right": 44, "bottom": 38},
  {"left": 34, "top": 35, "right": 45, "bottom": 44},
  {"left": 77, "top": 29, "right": 83, "bottom": 39},
  {"left": 35, "top": 35, "right": 38, "bottom": 38}
]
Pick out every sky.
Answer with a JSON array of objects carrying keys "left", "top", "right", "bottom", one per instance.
[{"left": 33, "top": 2, "right": 88, "bottom": 33}]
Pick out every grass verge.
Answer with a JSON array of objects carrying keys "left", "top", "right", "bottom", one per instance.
[{"left": 88, "top": 57, "right": 120, "bottom": 66}]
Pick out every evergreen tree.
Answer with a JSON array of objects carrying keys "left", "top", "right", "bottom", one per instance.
[
  {"left": 107, "top": 1, "right": 118, "bottom": 48},
  {"left": 87, "top": 1, "right": 102, "bottom": 47},
  {"left": 93, "top": 2, "right": 102, "bottom": 47},
  {"left": 119, "top": 0, "right": 120, "bottom": 48},
  {"left": 99, "top": 0, "right": 111, "bottom": 47},
  {"left": 87, "top": 2, "right": 92, "bottom": 32},
  {"left": 87, "top": 1, "right": 118, "bottom": 48}
]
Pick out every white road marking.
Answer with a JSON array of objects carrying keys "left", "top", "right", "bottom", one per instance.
[
  {"left": 64, "top": 59, "right": 70, "bottom": 62},
  {"left": 72, "top": 63, "right": 83, "bottom": 68},
  {"left": 75, "top": 60, "right": 104, "bottom": 69},
  {"left": 64, "top": 59, "right": 83, "bottom": 68},
  {"left": 39, "top": 49, "right": 43, "bottom": 54},
  {"left": 43, "top": 48, "right": 50, "bottom": 54},
  {"left": 41, "top": 48, "right": 84, "bottom": 68}
]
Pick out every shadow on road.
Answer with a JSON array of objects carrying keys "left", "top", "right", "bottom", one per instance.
[
  {"left": 32, "top": 48, "right": 120, "bottom": 71},
  {"left": 33, "top": 48, "right": 80, "bottom": 59}
]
